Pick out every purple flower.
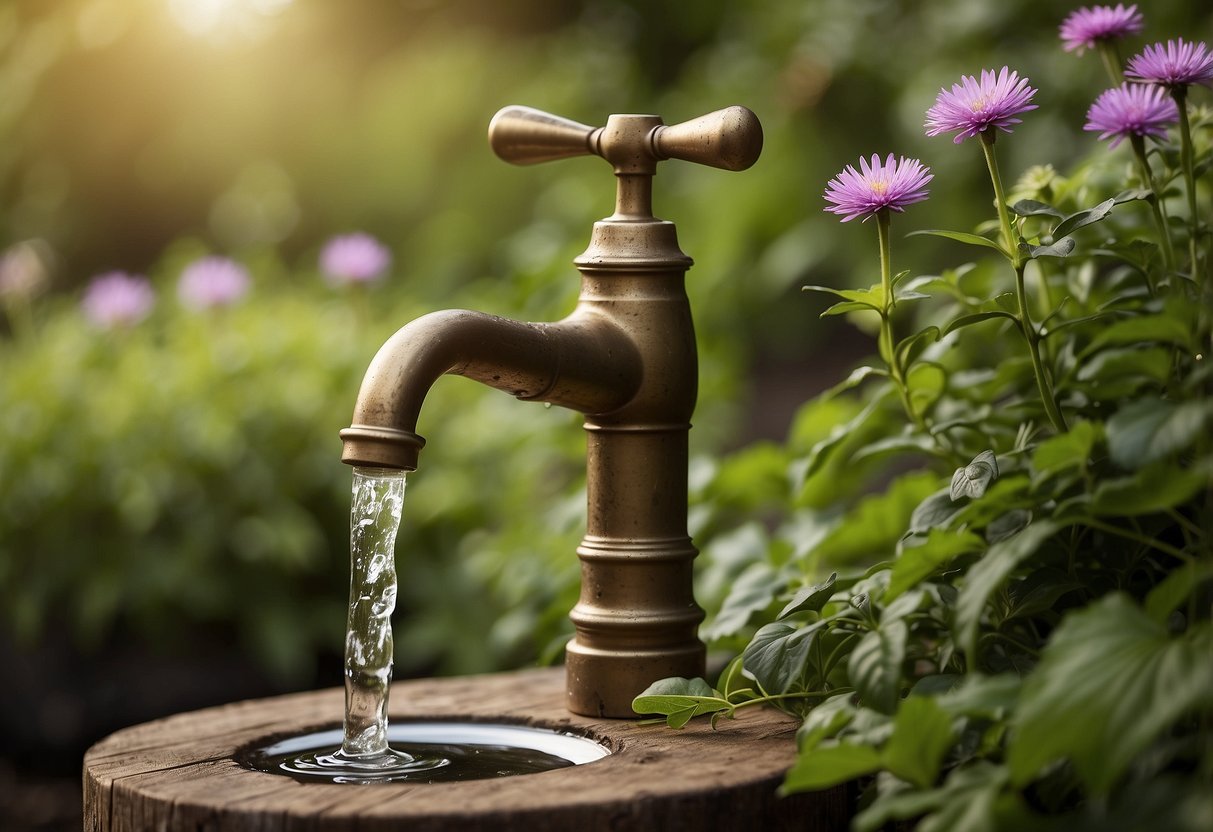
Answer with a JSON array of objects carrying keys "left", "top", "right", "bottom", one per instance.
[
  {"left": 823, "top": 154, "right": 932, "bottom": 223},
  {"left": 1125, "top": 38, "right": 1213, "bottom": 88},
  {"left": 1059, "top": 4, "right": 1144, "bottom": 54},
  {"left": 319, "top": 233, "right": 392, "bottom": 285},
  {"left": 1084, "top": 83, "right": 1178, "bottom": 148},
  {"left": 81, "top": 271, "right": 155, "bottom": 329},
  {"left": 925, "top": 67, "right": 1039, "bottom": 144},
  {"left": 177, "top": 256, "right": 251, "bottom": 311}
]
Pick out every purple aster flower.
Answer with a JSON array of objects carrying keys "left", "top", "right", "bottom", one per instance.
[
  {"left": 319, "top": 233, "right": 392, "bottom": 285},
  {"left": 1125, "top": 38, "right": 1213, "bottom": 88},
  {"left": 823, "top": 154, "right": 932, "bottom": 223},
  {"left": 177, "top": 256, "right": 251, "bottom": 311},
  {"left": 925, "top": 67, "right": 1039, "bottom": 144},
  {"left": 1084, "top": 83, "right": 1178, "bottom": 148},
  {"left": 1059, "top": 4, "right": 1144, "bottom": 54},
  {"left": 81, "top": 271, "right": 155, "bottom": 329}
]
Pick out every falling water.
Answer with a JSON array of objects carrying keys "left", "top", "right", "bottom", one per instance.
[{"left": 236, "top": 466, "right": 597, "bottom": 784}]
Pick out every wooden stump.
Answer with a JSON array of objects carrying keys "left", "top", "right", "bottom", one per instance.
[{"left": 84, "top": 666, "right": 849, "bottom": 831}]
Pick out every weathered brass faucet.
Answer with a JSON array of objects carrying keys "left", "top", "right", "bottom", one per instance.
[{"left": 339, "top": 105, "right": 762, "bottom": 717}]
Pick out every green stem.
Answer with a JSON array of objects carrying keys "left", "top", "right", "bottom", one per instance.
[
  {"left": 877, "top": 210, "right": 934, "bottom": 438},
  {"left": 1097, "top": 40, "right": 1123, "bottom": 86},
  {"left": 1130, "top": 133, "right": 1176, "bottom": 284},
  {"left": 980, "top": 132, "right": 1067, "bottom": 433},
  {"left": 1172, "top": 87, "right": 1202, "bottom": 283},
  {"left": 1084, "top": 518, "right": 1194, "bottom": 563}
]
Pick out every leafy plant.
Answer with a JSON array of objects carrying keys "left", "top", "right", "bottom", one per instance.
[{"left": 637, "top": 13, "right": 1212, "bottom": 831}]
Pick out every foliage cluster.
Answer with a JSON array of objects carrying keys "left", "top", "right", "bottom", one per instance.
[{"left": 636, "top": 15, "right": 1213, "bottom": 832}]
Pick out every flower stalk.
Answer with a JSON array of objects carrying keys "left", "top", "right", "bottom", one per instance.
[
  {"left": 980, "top": 132, "right": 1068, "bottom": 433},
  {"left": 1128, "top": 133, "right": 1177, "bottom": 283}
]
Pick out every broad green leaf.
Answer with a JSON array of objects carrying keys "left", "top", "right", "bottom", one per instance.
[
  {"left": 955, "top": 521, "right": 1062, "bottom": 663},
  {"left": 935, "top": 673, "right": 1022, "bottom": 719},
  {"left": 848, "top": 619, "right": 907, "bottom": 714},
  {"left": 1090, "top": 459, "right": 1210, "bottom": 517},
  {"left": 886, "top": 528, "right": 985, "bottom": 602},
  {"left": 820, "top": 365, "right": 886, "bottom": 400},
  {"left": 854, "top": 762, "right": 1008, "bottom": 832},
  {"left": 1005, "top": 567, "right": 1085, "bottom": 620},
  {"left": 852, "top": 433, "right": 938, "bottom": 464},
  {"left": 796, "top": 692, "right": 856, "bottom": 751},
  {"left": 801, "top": 388, "right": 894, "bottom": 480},
  {"left": 1031, "top": 420, "right": 1101, "bottom": 476},
  {"left": 1145, "top": 560, "right": 1213, "bottom": 623},
  {"left": 883, "top": 696, "right": 955, "bottom": 788},
  {"left": 1020, "top": 237, "right": 1075, "bottom": 259},
  {"left": 908, "top": 487, "right": 962, "bottom": 534},
  {"left": 906, "top": 362, "right": 947, "bottom": 415},
  {"left": 813, "top": 471, "right": 941, "bottom": 565},
  {"left": 1009, "top": 594, "right": 1213, "bottom": 794},
  {"left": 820, "top": 301, "right": 878, "bottom": 317},
  {"left": 950, "top": 450, "right": 998, "bottom": 500},
  {"left": 779, "top": 572, "right": 838, "bottom": 619},
  {"left": 631, "top": 676, "right": 732, "bottom": 727},
  {"left": 742, "top": 622, "right": 817, "bottom": 694},
  {"left": 1053, "top": 197, "right": 1115, "bottom": 238},
  {"left": 781, "top": 742, "right": 884, "bottom": 793},
  {"left": 1106, "top": 397, "right": 1213, "bottom": 470},
  {"left": 985, "top": 509, "right": 1032, "bottom": 543},
  {"left": 701, "top": 561, "right": 783, "bottom": 641},
  {"left": 910, "top": 229, "right": 1007, "bottom": 255},
  {"left": 1009, "top": 199, "right": 1062, "bottom": 218},
  {"left": 1071, "top": 346, "right": 1172, "bottom": 401},
  {"left": 1081, "top": 313, "right": 1194, "bottom": 356}
]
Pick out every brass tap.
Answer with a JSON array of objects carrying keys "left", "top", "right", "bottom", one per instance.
[{"left": 340, "top": 105, "right": 762, "bottom": 717}]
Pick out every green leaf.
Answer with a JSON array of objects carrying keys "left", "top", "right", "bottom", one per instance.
[
  {"left": 1081, "top": 313, "right": 1194, "bottom": 357},
  {"left": 1106, "top": 397, "right": 1213, "bottom": 470},
  {"left": 716, "top": 655, "right": 752, "bottom": 701},
  {"left": 820, "top": 300, "right": 878, "bottom": 317},
  {"left": 813, "top": 471, "right": 941, "bottom": 565},
  {"left": 742, "top": 622, "right": 817, "bottom": 694},
  {"left": 943, "top": 310, "right": 1020, "bottom": 337},
  {"left": 935, "top": 674, "right": 1022, "bottom": 719},
  {"left": 883, "top": 696, "right": 955, "bottom": 788},
  {"left": 631, "top": 676, "right": 732, "bottom": 727},
  {"left": 886, "top": 528, "right": 985, "bottom": 602},
  {"left": 1031, "top": 420, "right": 1101, "bottom": 477},
  {"left": 821, "top": 365, "right": 886, "bottom": 399},
  {"left": 1020, "top": 237, "right": 1075, "bottom": 259},
  {"left": 803, "top": 283, "right": 885, "bottom": 313},
  {"left": 955, "top": 521, "right": 1062, "bottom": 663},
  {"left": 1008, "top": 595, "right": 1213, "bottom": 794},
  {"left": 779, "top": 572, "right": 838, "bottom": 619},
  {"left": 950, "top": 450, "right": 998, "bottom": 500},
  {"left": 848, "top": 619, "right": 907, "bottom": 714},
  {"left": 782, "top": 742, "right": 884, "bottom": 793},
  {"left": 1009, "top": 199, "right": 1062, "bottom": 218},
  {"left": 702, "top": 561, "right": 782, "bottom": 641},
  {"left": 908, "top": 487, "right": 962, "bottom": 534},
  {"left": 853, "top": 762, "right": 1008, "bottom": 832},
  {"left": 1053, "top": 197, "right": 1115, "bottom": 238},
  {"left": 896, "top": 326, "right": 941, "bottom": 370},
  {"left": 1145, "top": 560, "right": 1213, "bottom": 624},
  {"left": 796, "top": 692, "right": 856, "bottom": 751},
  {"left": 801, "top": 388, "right": 894, "bottom": 479},
  {"left": 910, "top": 229, "right": 1007, "bottom": 255},
  {"left": 1091, "top": 459, "right": 1210, "bottom": 517}
]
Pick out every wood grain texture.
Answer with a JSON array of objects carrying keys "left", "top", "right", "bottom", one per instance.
[{"left": 84, "top": 667, "right": 849, "bottom": 831}]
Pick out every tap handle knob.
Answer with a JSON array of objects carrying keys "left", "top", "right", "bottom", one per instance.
[
  {"left": 489, "top": 105, "right": 763, "bottom": 173},
  {"left": 488, "top": 106, "right": 597, "bottom": 166},
  {"left": 652, "top": 105, "right": 762, "bottom": 172}
]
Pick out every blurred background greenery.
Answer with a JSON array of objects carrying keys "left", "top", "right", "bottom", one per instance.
[{"left": 0, "top": 0, "right": 1209, "bottom": 824}]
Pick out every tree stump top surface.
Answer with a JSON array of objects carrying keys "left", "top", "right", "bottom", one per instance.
[{"left": 84, "top": 666, "right": 848, "bottom": 831}]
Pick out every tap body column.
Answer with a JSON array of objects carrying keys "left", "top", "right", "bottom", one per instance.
[{"left": 565, "top": 218, "right": 705, "bottom": 718}]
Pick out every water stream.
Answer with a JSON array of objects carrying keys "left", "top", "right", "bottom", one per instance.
[{"left": 237, "top": 466, "right": 595, "bottom": 784}]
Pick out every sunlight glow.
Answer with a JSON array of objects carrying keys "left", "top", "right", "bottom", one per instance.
[{"left": 167, "top": 0, "right": 293, "bottom": 41}]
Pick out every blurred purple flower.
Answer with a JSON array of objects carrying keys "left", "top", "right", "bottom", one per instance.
[
  {"left": 1084, "top": 83, "right": 1178, "bottom": 148},
  {"left": 925, "top": 67, "right": 1038, "bottom": 144},
  {"left": 82, "top": 271, "right": 155, "bottom": 329},
  {"left": 823, "top": 154, "right": 932, "bottom": 223},
  {"left": 0, "top": 241, "right": 50, "bottom": 300},
  {"left": 1125, "top": 38, "right": 1213, "bottom": 88},
  {"left": 319, "top": 233, "right": 392, "bottom": 285},
  {"left": 1059, "top": 4, "right": 1144, "bottom": 54},
  {"left": 178, "top": 256, "right": 251, "bottom": 311}
]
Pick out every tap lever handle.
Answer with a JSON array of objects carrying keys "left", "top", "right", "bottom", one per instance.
[
  {"left": 488, "top": 106, "right": 597, "bottom": 166},
  {"left": 489, "top": 105, "right": 763, "bottom": 173},
  {"left": 652, "top": 106, "right": 763, "bottom": 172}
]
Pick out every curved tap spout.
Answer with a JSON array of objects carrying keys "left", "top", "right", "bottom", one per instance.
[{"left": 340, "top": 307, "right": 642, "bottom": 471}]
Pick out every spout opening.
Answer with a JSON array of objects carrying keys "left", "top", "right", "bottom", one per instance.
[{"left": 340, "top": 425, "right": 426, "bottom": 472}]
